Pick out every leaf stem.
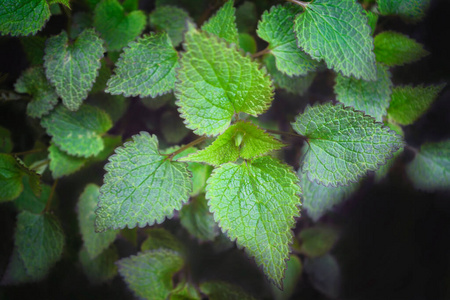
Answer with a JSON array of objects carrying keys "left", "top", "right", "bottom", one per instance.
[
  {"left": 11, "top": 148, "right": 46, "bottom": 156},
  {"left": 286, "top": 0, "right": 309, "bottom": 9},
  {"left": 31, "top": 159, "right": 50, "bottom": 171},
  {"left": 251, "top": 47, "right": 271, "bottom": 59},
  {"left": 166, "top": 136, "right": 208, "bottom": 161},
  {"left": 43, "top": 179, "right": 58, "bottom": 214}
]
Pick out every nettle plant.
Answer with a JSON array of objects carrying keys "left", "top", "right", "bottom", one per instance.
[{"left": 0, "top": 0, "right": 448, "bottom": 298}]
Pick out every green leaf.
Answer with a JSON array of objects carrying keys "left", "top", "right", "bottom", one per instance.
[
  {"left": 79, "top": 246, "right": 118, "bottom": 284},
  {"left": 89, "top": 93, "right": 128, "bottom": 123},
  {"left": 238, "top": 33, "right": 257, "bottom": 54},
  {"left": 94, "top": 0, "right": 146, "bottom": 51},
  {"left": 48, "top": 143, "right": 86, "bottom": 178},
  {"left": 106, "top": 32, "right": 179, "bottom": 98},
  {"left": 294, "top": 0, "right": 376, "bottom": 80},
  {"left": 41, "top": 104, "right": 112, "bottom": 158},
  {"left": 387, "top": 84, "right": 445, "bottom": 126},
  {"left": 201, "top": 0, "right": 238, "bottom": 45},
  {"left": 176, "top": 27, "right": 274, "bottom": 136},
  {"left": 121, "top": 0, "right": 138, "bottom": 12},
  {"left": 70, "top": 11, "right": 93, "bottom": 39},
  {"left": 235, "top": 1, "right": 258, "bottom": 34},
  {"left": 14, "top": 211, "right": 64, "bottom": 279},
  {"left": 264, "top": 54, "right": 316, "bottom": 95},
  {"left": 335, "top": 62, "right": 392, "bottom": 122},
  {"left": 0, "top": 0, "right": 51, "bottom": 36},
  {"left": 90, "top": 60, "right": 112, "bottom": 94},
  {"left": 292, "top": 103, "right": 403, "bottom": 186},
  {"left": 14, "top": 178, "right": 50, "bottom": 213},
  {"left": 180, "top": 194, "right": 219, "bottom": 242},
  {"left": 78, "top": 184, "right": 118, "bottom": 259},
  {"left": 95, "top": 132, "right": 192, "bottom": 232},
  {"left": 161, "top": 111, "right": 190, "bottom": 144},
  {"left": 170, "top": 281, "right": 201, "bottom": 300},
  {"left": 365, "top": 10, "right": 378, "bottom": 35},
  {"left": 257, "top": 4, "right": 319, "bottom": 76},
  {"left": 180, "top": 121, "right": 284, "bottom": 166},
  {"left": 406, "top": 140, "right": 450, "bottom": 191},
  {"left": 149, "top": 5, "right": 191, "bottom": 47},
  {"left": 374, "top": 31, "right": 429, "bottom": 66},
  {"left": 299, "top": 226, "right": 339, "bottom": 258},
  {"left": 304, "top": 254, "right": 341, "bottom": 298},
  {"left": 0, "top": 126, "right": 13, "bottom": 153},
  {"left": 271, "top": 255, "right": 302, "bottom": 300},
  {"left": 374, "top": 147, "right": 403, "bottom": 182},
  {"left": 206, "top": 156, "right": 301, "bottom": 287},
  {"left": 299, "top": 171, "right": 358, "bottom": 221},
  {"left": 14, "top": 67, "right": 58, "bottom": 118},
  {"left": 44, "top": 29, "right": 105, "bottom": 111},
  {"left": 377, "top": 0, "right": 430, "bottom": 21},
  {"left": 20, "top": 36, "right": 46, "bottom": 65},
  {"left": 117, "top": 249, "right": 184, "bottom": 300},
  {"left": 141, "top": 228, "right": 184, "bottom": 253},
  {"left": 200, "top": 281, "right": 256, "bottom": 300},
  {"left": 47, "top": 0, "right": 70, "bottom": 7}
]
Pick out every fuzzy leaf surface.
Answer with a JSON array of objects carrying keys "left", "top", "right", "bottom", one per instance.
[
  {"left": 257, "top": 4, "right": 319, "bottom": 76},
  {"left": 335, "top": 63, "right": 392, "bottom": 122},
  {"left": 377, "top": 0, "right": 430, "bottom": 21},
  {"left": 106, "top": 33, "right": 179, "bottom": 98},
  {"left": 294, "top": 0, "right": 376, "bottom": 80},
  {"left": 149, "top": 5, "right": 191, "bottom": 47},
  {"left": 200, "top": 281, "right": 256, "bottom": 300},
  {"left": 95, "top": 132, "right": 191, "bottom": 232},
  {"left": 0, "top": 0, "right": 50, "bottom": 36},
  {"left": 117, "top": 249, "right": 184, "bottom": 300},
  {"left": 206, "top": 156, "right": 301, "bottom": 287},
  {"left": 201, "top": 0, "right": 238, "bottom": 44},
  {"left": 374, "top": 31, "right": 428, "bottom": 66},
  {"left": 44, "top": 29, "right": 105, "bottom": 111},
  {"left": 175, "top": 27, "right": 273, "bottom": 136},
  {"left": 292, "top": 103, "right": 403, "bottom": 186},
  {"left": 41, "top": 105, "right": 112, "bottom": 158}
]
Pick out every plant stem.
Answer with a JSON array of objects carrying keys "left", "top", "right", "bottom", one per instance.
[
  {"left": 286, "top": 0, "right": 309, "bottom": 9},
  {"left": 166, "top": 136, "right": 208, "bottom": 161},
  {"left": 251, "top": 47, "right": 271, "bottom": 59},
  {"left": 31, "top": 159, "right": 50, "bottom": 171},
  {"left": 43, "top": 179, "right": 58, "bottom": 214},
  {"left": 11, "top": 148, "right": 45, "bottom": 156}
]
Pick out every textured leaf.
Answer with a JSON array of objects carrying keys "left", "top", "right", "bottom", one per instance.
[
  {"left": 387, "top": 84, "right": 445, "bottom": 126},
  {"left": 14, "top": 67, "right": 58, "bottom": 118},
  {"left": 335, "top": 63, "right": 392, "bottom": 122},
  {"left": 271, "top": 255, "right": 302, "bottom": 300},
  {"left": 200, "top": 281, "right": 256, "bottom": 300},
  {"left": 294, "top": 0, "right": 376, "bottom": 80},
  {"left": 106, "top": 32, "right": 179, "bottom": 98},
  {"left": 299, "top": 171, "right": 358, "bottom": 221},
  {"left": 20, "top": 36, "right": 46, "bottom": 65},
  {"left": 374, "top": 31, "right": 429, "bottom": 66},
  {"left": 180, "top": 121, "right": 284, "bottom": 166},
  {"left": 299, "top": 226, "right": 339, "bottom": 258},
  {"left": 304, "top": 254, "right": 341, "bottom": 298},
  {"left": 14, "top": 178, "right": 50, "bottom": 214},
  {"left": 264, "top": 54, "right": 316, "bottom": 95},
  {"left": 0, "top": 0, "right": 51, "bottom": 36},
  {"left": 141, "top": 228, "right": 184, "bottom": 253},
  {"left": 206, "top": 156, "right": 301, "bottom": 287},
  {"left": 257, "top": 4, "right": 319, "bottom": 76},
  {"left": 365, "top": 10, "right": 378, "bottom": 35},
  {"left": 180, "top": 194, "right": 219, "bottom": 242},
  {"left": 78, "top": 184, "right": 118, "bottom": 259},
  {"left": 175, "top": 26, "right": 274, "bottom": 136},
  {"left": 201, "top": 0, "right": 238, "bottom": 44},
  {"left": 95, "top": 132, "right": 192, "bottom": 232},
  {"left": 44, "top": 29, "right": 105, "bottom": 111},
  {"left": 406, "top": 140, "right": 450, "bottom": 191},
  {"left": 41, "top": 104, "right": 112, "bottom": 158},
  {"left": 94, "top": 0, "right": 146, "bottom": 51},
  {"left": 0, "top": 126, "right": 13, "bottom": 153},
  {"left": 79, "top": 246, "right": 118, "bottom": 284},
  {"left": 149, "top": 5, "right": 191, "bottom": 47},
  {"left": 292, "top": 103, "right": 403, "bottom": 186},
  {"left": 14, "top": 211, "right": 64, "bottom": 279},
  {"left": 377, "top": 0, "right": 430, "bottom": 21},
  {"left": 117, "top": 249, "right": 184, "bottom": 300}
]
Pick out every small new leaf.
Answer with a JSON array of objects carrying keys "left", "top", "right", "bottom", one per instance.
[
  {"left": 95, "top": 132, "right": 192, "bottom": 232},
  {"left": 292, "top": 103, "right": 403, "bottom": 186},
  {"left": 201, "top": 0, "right": 239, "bottom": 45},
  {"left": 149, "top": 6, "right": 192, "bottom": 47},
  {"left": 0, "top": 0, "right": 51, "bottom": 36},
  {"left": 206, "top": 156, "right": 301, "bottom": 287},
  {"left": 294, "top": 0, "right": 376, "bottom": 80}
]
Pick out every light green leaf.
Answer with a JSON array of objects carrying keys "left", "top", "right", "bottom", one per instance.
[
  {"left": 377, "top": 0, "right": 430, "bottom": 21},
  {"left": 78, "top": 184, "right": 118, "bottom": 259},
  {"left": 264, "top": 54, "right": 316, "bottom": 95},
  {"left": 180, "top": 194, "right": 219, "bottom": 242},
  {"left": 14, "top": 178, "right": 50, "bottom": 214},
  {"left": 0, "top": 0, "right": 51, "bottom": 36},
  {"left": 257, "top": 4, "right": 319, "bottom": 76},
  {"left": 271, "top": 255, "right": 302, "bottom": 300},
  {"left": 141, "top": 228, "right": 184, "bottom": 253},
  {"left": 294, "top": 0, "right": 376, "bottom": 80},
  {"left": 41, "top": 104, "right": 112, "bottom": 158},
  {"left": 180, "top": 121, "right": 284, "bottom": 166},
  {"left": 238, "top": 33, "right": 257, "bottom": 54},
  {"left": 335, "top": 62, "right": 392, "bottom": 122},
  {"left": 170, "top": 281, "right": 201, "bottom": 300},
  {"left": 0, "top": 126, "right": 13, "bottom": 153},
  {"left": 47, "top": 0, "right": 70, "bottom": 8},
  {"left": 14, "top": 211, "right": 64, "bottom": 279},
  {"left": 299, "top": 171, "right": 358, "bottom": 221},
  {"left": 49, "top": 143, "right": 86, "bottom": 178},
  {"left": 304, "top": 254, "right": 341, "bottom": 298},
  {"left": 44, "top": 29, "right": 105, "bottom": 111},
  {"left": 374, "top": 31, "right": 429, "bottom": 66},
  {"left": 292, "top": 103, "right": 403, "bottom": 186},
  {"left": 299, "top": 226, "right": 339, "bottom": 258},
  {"left": 95, "top": 132, "right": 192, "bottom": 232},
  {"left": 406, "top": 140, "right": 450, "bottom": 191},
  {"left": 206, "top": 156, "right": 301, "bottom": 287},
  {"left": 79, "top": 246, "right": 118, "bottom": 284},
  {"left": 94, "top": 0, "right": 146, "bottom": 51},
  {"left": 387, "top": 84, "right": 445, "bottom": 126},
  {"left": 176, "top": 27, "right": 274, "bottom": 136},
  {"left": 149, "top": 5, "right": 191, "bottom": 47},
  {"left": 365, "top": 10, "right": 378, "bottom": 35},
  {"left": 14, "top": 67, "right": 58, "bottom": 118},
  {"left": 200, "top": 281, "right": 256, "bottom": 300},
  {"left": 117, "top": 249, "right": 184, "bottom": 300},
  {"left": 201, "top": 0, "right": 238, "bottom": 45},
  {"left": 106, "top": 32, "right": 179, "bottom": 98}
]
